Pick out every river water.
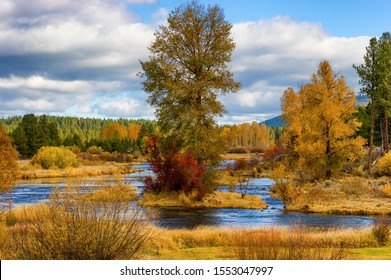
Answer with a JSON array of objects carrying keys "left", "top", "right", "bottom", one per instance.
[{"left": 2, "top": 162, "right": 390, "bottom": 229}]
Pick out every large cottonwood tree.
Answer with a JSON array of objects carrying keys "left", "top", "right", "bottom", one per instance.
[
  {"left": 139, "top": 1, "right": 240, "bottom": 164},
  {"left": 281, "top": 60, "right": 365, "bottom": 179}
]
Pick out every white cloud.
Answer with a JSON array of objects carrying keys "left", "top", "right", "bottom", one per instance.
[
  {"left": 97, "top": 99, "right": 154, "bottom": 118},
  {"left": 0, "top": 75, "right": 120, "bottom": 93},
  {"left": 0, "top": 75, "right": 122, "bottom": 114},
  {"left": 0, "top": 2, "right": 372, "bottom": 124},
  {"left": 224, "top": 17, "right": 369, "bottom": 123}
]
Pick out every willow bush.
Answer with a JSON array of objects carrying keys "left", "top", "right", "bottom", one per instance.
[{"left": 11, "top": 178, "right": 151, "bottom": 259}]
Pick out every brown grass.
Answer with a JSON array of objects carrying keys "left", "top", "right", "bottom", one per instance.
[
  {"left": 283, "top": 177, "right": 391, "bottom": 215},
  {"left": 139, "top": 191, "right": 267, "bottom": 209},
  {"left": 18, "top": 160, "right": 133, "bottom": 179},
  {"left": 139, "top": 225, "right": 383, "bottom": 260},
  {"left": 1, "top": 208, "right": 389, "bottom": 260}
]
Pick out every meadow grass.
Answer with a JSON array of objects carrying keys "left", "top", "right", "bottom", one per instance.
[
  {"left": 280, "top": 176, "right": 391, "bottom": 215},
  {"left": 18, "top": 160, "right": 133, "bottom": 179},
  {"left": 139, "top": 191, "right": 267, "bottom": 209},
  {"left": 140, "top": 225, "right": 388, "bottom": 260},
  {"left": 1, "top": 205, "right": 390, "bottom": 260}
]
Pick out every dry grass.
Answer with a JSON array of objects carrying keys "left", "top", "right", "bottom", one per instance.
[
  {"left": 2, "top": 180, "right": 151, "bottom": 260},
  {"left": 1, "top": 208, "right": 390, "bottom": 260},
  {"left": 140, "top": 225, "right": 385, "bottom": 260},
  {"left": 139, "top": 191, "right": 267, "bottom": 209},
  {"left": 284, "top": 177, "right": 391, "bottom": 215},
  {"left": 18, "top": 160, "right": 133, "bottom": 179}
]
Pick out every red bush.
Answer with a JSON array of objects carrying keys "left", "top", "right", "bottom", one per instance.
[
  {"left": 263, "top": 146, "right": 287, "bottom": 162},
  {"left": 144, "top": 152, "right": 208, "bottom": 200}
]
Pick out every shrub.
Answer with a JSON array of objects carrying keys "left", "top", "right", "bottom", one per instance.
[
  {"left": 11, "top": 180, "right": 151, "bottom": 259},
  {"left": 233, "top": 158, "right": 248, "bottom": 171},
  {"left": 31, "top": 146, "right": 79, "bottom": 169},
  {"left": 270, "top": 164, "right": 295, "bottom": 206},
  {"left": 382, "top": 183, "right": 391, "bottom": 198},
  {"left": 376, "top": 151, "right": 391, "bottom": 176},
  {"left": 5, "top": 212, "right": 17, "bottom": 227},
  {"left": 227, "top": 147, "right": 248, "bottom": 154},
  {"left": 249, "top": 147, "right": 264, "bottom": 153},
  {"left": 372, "top": 219, "right": 390, "bottom": 246},
  {"left": 263, "top": 146, "right": 287, "bottom": 162},
  {"left": 144, "top": 152, "right": 210, "bottom": 200},
  {"left": 87, "top": 145, "right": 104, "bottom": 155}
]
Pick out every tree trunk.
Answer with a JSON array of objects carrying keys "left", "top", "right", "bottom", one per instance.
[
  {"left": 383, "top": 108, "right": 389, "bottom": 152},
  {"left": 368, "top": 111, "right": 375, "bottom": 174},
  {"left": 325, "top": 129, "right": 332, "bottom": 179}
]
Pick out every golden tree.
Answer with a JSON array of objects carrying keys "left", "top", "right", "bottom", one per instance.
[
  {"left": 281, "top": 60, "right": 365, "bottom": 179},
  {"left": 128, "top": 123, "right": 141, "bottom": 141},
  {"left": 100, "top": 122, "right": 128, "bottom": 140},
  {"left": 140, "top": 1, "right": 241, "bottom": 164},
  {"left": 0, "top": 125, "right": 18, "bottom": 212}
]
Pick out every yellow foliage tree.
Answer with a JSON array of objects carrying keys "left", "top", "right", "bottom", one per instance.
[
  {"left": 281, "top": 60, "right": 365, "bottom": 179},
  {"left": 128, "top": 123, "right": 141, "bottom": 141},
  {"left": 100, "top": 122, "right": 128, "bottom": 140}
]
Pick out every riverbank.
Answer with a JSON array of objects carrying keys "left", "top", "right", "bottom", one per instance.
[
  {"left": 277, "top": 176, "right": 391, "bottom": 216},
  {"left": 139, "top": 191, "right": 267, "bottom": 209},
  {"left": 2, "top": 206, "right": 390, "bottom": 260},
  {"left": 141, "top": 225, "right": 391, "bottom": 260},
  {"left": 17, "top": 160, "right": 134, "bottom": 179}
]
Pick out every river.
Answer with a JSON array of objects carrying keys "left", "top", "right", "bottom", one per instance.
[{"left": 2, "top": 162, "right": 390, "bottom": 229}]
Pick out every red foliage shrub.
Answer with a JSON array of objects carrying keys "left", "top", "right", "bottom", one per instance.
[
  {"left": 144, "top": 152, "right": 209, "bottom": 200},
  {"left": 233, "top": 158, "right": 248, "bottom": 171},
  {"left": 263, "top": 146, "right": 287, "bottom": 162}
]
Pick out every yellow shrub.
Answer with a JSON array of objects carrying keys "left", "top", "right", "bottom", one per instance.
[
  {"left": 31, "top": 146, "right": 79, "bottom": 169},
  {"left": 376, "top": 152, "right": 391, "bottom": 176},
  {"left": 382, "top": 183, "right": 391, "bottom": 198}
]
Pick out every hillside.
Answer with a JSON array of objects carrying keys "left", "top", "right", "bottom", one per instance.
[{"left": 260, "top": 116, "right": 286, "bottom": 127}]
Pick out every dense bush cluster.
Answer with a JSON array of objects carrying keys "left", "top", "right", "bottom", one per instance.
[
  {"left": 78, "top": 150, "right": 132, "bottom": 163},
  {"left": 144, "top": 152, "right": 209, "bottom": 200},
  {"left": 31, "top": 146, "right": 79, "bottom": 169}
]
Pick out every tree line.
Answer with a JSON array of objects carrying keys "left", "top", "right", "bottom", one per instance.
[
  {"left": 354, "top": 32, "right": 391, "bottom": 173},
  {"left": 0, "top": 114, "right": 158, "bottom": 158}
]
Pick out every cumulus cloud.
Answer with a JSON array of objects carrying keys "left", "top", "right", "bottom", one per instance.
[
  {"left": 0, "top": 75, "right": 121, "bottom": 115},
  {"left": 97, "top": 99, "right": 154, "bottom": 118},
  {"left": 0, "top": 2, "right": 370, "bottom": 123},
  {"left": 225, "top": 16, "right": 369, "bottom": 123}
]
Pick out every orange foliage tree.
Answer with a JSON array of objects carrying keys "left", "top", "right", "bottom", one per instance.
[
  {"left": 128, "top": 123, "right": 141, "bottom": 141},
  {"left": 281, "top": 60, "right": 365, "bottom": 179},
  {"left": 0, "top": 125, "right": 18, "bottom": 212},
  {"left": 100, "top": 122, "right": 128, "bottom": 140}
]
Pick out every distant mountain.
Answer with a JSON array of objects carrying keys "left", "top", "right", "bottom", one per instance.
[{"left": 260, "top": 116, "right": 286, "bottom": 127}]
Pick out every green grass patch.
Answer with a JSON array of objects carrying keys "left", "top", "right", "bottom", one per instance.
[{"left": 350, "top": 246, "right": 391, "bottom": 260}]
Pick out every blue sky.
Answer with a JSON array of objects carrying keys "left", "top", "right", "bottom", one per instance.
[{"left": 0, "top": 0, "right": 389, "bottom": 124}]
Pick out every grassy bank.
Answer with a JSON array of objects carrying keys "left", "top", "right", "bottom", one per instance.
[
  {"left": 274, "top": 176, "right": 391, "bottom": 216},
  {"left": 1, "top": 204, "right": 390, "bottom": 260},
  {"left": 139, "top": 191, "right": 267, "bottom": 209},
  {"left": 17, "top": 160, "right": 134, "bottom": 179},
  {"left": 129, "top": 225, "right": 391, "bottom": 260}
]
